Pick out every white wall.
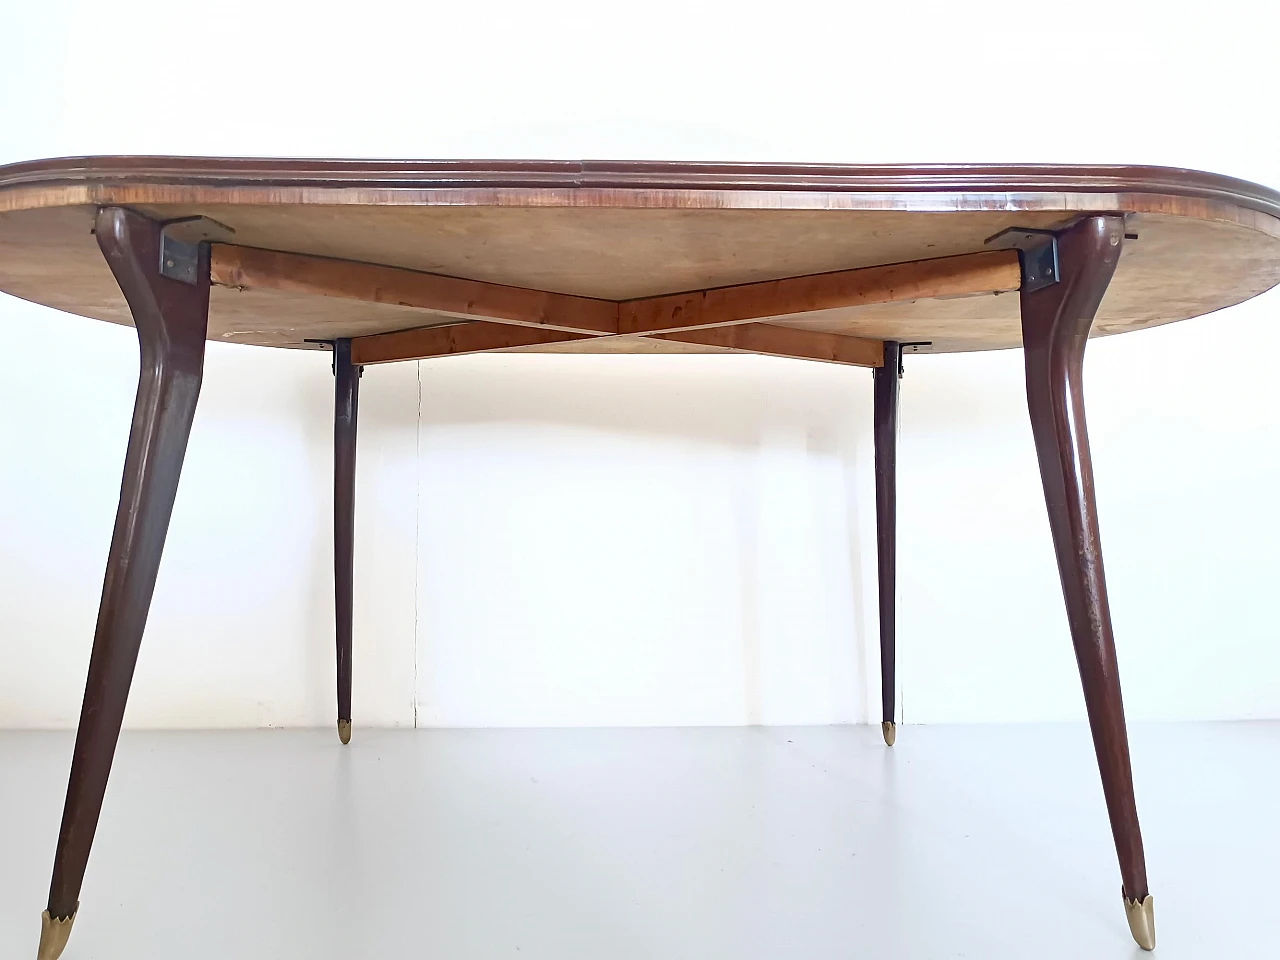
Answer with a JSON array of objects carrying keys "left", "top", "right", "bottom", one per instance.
[{"left": 2, "top": 0, "right": 1278, "bottom": 729}]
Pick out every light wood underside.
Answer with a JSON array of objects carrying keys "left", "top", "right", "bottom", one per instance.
[
  {"left": 214, "top": 244, "right": 1012, "bottom": 366},
  {"left": 349, "top": 320, "right": 886, "bottom": 367},
  {"left": 2, "top": 158, "right": 1280, "bottom": 355},
  {"left": 211, "top": 244, "right": 620, "bottom": 335}
]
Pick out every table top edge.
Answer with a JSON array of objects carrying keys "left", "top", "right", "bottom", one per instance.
[{"left": 3, "top": 156, "right": 1279, "bottom": 220}]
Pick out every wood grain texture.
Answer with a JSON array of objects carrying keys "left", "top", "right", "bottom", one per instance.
[
  {"left": 3, "top": 157, "right": 1278, "bottom": 218},
  {"left": 48, "top": 208, "right": 210, "bottom": 923},
  {"left": 651, "top": 323, "right": 883, "bottom": 366},
  {"left": 874, "top": 342, "right": 900, "bottom": 728},
  {"left": 352, "top": 319, "right": 883, "bottom": 367},
  {"left": 232, "top": 245, "right": 1003, "bottom": 365},
  {"left": 2, "top": 157, "right": 1280, "bottom": 354},
  {"left": 332, "top": 339, "right": 359, "bottom": 733},
  {"left": 618, "top": 251, "right": 1020, "bottom": 334},
  {"left": 211, "top": 244, "right": 619, "bottom": 335},
  {"left": 1022, "top": 215, "right": 1149, "bottom": 905},
  {"left": 350, "top": 321, "right": 593, "bottom": 364},
  {"left": 500, "top": 335, "right": 746, "bottom": 357}
]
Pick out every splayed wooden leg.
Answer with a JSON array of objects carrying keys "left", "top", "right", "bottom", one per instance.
[
  {"left": 1020, "top": 215, "right": 1153, "bottom": 950},
  {"left": 874, "top": 341, "right": 901, "bottom": 745},
  {"left": 41, "top": 207, "right": 210, "bottom": 957},
  {"left": 333, "top": 338, "right": 361, "bottom": 743}
]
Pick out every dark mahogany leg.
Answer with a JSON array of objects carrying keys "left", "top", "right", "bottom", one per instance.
[
  {"left": 39, "top": 208, "right": 210, "bottom": 960},
  {"left": 1020, "top": 215, "right": 1154, "bottom": 950},
  {"left": 873, "top": 341, "right": 901, "bottom": 746},
  {"left": 333, "top": 338, "right": 361, "bottom": 745}
]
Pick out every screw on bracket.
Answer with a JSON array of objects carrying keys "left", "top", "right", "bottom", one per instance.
[
  {"left": 895, "top": 341, "right": 932, "bottom": 377},
  {"left": 983, "top": 226, "right": 1060, "bottom": 293},
  {"left": 900, "top": 341, "right": 931, "bottom": 372},
  {"left": 158, "top": 216, "right": 236, "bottom": 284}
]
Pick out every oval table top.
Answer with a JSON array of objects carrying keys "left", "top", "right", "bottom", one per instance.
[{"left": 2, "top": 156, "right": 1279, "bottom": 355}]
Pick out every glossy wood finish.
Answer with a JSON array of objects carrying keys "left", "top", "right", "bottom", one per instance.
[
  {"left": 46, "top": 207, "right": 209, "bottom": 920},
  {"left": 874, "top": 342, "right": 901, "bottom": 731},
  {"left": 333, "top": 339, "right": 360, "bottom": 738},
  {"left": 1021, "top": 215, "right": 1148, "bottom": 904},
  {"left": 7, "top": 157, "right": 1279, "bottom": 954},
  {"left": 3, "top": 158, "right": 1280, "bottom": 354},
  {"left": 3, "top": 157, "right": 1279, "bottom": 215}
]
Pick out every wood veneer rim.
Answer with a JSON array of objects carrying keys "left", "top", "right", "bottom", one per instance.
[{"left": 2, "top": 156, "right": 1279, "bottom": 220}]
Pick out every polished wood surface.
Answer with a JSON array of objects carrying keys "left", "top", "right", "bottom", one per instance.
[
  {"left": 2, "top": 158, "right": 1280, "bottom": 355},
  {"left": 874, "top": 342, "right": 901, "bottom": 732},
  {"left": 1021, "top": 215, "right": 1149, "bottom": 907},
  {"left": 333, "top": 339, "right": 360, "bottom": 738},
  {"left": 12, "top": 158, "right": 1258, "bottom": 954},
  {"left": 47, "top": 208, "right": 210, "bottom": 922}
]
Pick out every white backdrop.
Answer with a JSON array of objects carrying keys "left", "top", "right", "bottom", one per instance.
[{"left": 2, "top": 0, "right": 1278, "bottom": 730}]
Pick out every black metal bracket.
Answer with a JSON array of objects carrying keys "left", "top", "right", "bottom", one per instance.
[
  {"left": 158, "top": 216, "right": 236, "bottom": 284},
  {"left": 320, "top": 339, "right": 365, "bottom": 377},
  {"left": 899, "top": 341, "right": 932, "bottom": 376},
  {"left": 882, "top": 341, "right": 930, "bottom": 378},
  {"left": 984, "top": 226, "right": 1060, "bottom": 293},
  {"left": 985, "top": 219, "right": 1137, "bottom": 294}
]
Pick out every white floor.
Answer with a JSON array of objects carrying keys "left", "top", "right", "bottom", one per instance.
[{"left": 1, "top": 723, "right": 1275, "bottom": 959}]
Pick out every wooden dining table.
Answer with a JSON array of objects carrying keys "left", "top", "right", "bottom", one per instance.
[{"left": 4, "top": 156, "right": 1279, "bottom": 957}]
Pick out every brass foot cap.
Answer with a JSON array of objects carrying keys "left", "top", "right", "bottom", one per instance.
[
  {"left": 38, "top": 908, "right": 76, "bottom": 960},
  {"left": 1124, "top": 893, "right": 1155, "bottom": 951},
  {"left": 881, "top": 721, "right": 896, "bottom": 746},
  {"left": 337, "top": 719, "right": 352, "bottom": 744}
]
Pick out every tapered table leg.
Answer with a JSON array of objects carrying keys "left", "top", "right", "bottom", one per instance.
[
  {"left": 333, "top": 338, "right": 361, "bottom": 745},
  {"left": 874, "top": 341, "right": 901, "bottom": 746},
  {"left": 1020, "top": 215, "right": 1154, "bottom": 950},
  {"left": 40, "top": 208, "right": 210, "bottom": 959}
]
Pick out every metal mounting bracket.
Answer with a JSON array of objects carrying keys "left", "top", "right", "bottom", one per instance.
[
  {"left": 984, "top": 226, "right": 1060, "bottom": 293},
  {"left": 899, "top": 341, "right": 932, "bottom": 375},
  {"left": 158, "top": 216, "right": 235, "bottom": 284},
  {"left": 310, "top": 339, "right": 366, "bottom": 377}
]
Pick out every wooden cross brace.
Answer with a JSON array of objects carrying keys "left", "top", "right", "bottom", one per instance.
[{"left": 207, "top": 243, "right": 1023, "bottom": 368}]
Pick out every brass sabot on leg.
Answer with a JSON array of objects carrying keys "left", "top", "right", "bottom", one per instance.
[
  {"left": 1124, "top": 893, "right": 1156, "bottom": 951},
  {"left": 37, "top": 909, "right": 76, "bottom": 960}
]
